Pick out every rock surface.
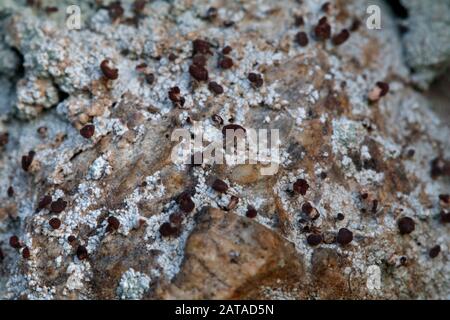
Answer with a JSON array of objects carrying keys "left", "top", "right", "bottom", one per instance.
[
  {"left": 400, "top": 0, "right": 450, "bottom": 89},
  {"left": 0, "top": 0, "right": 449, "bottom": 299},
  {"left": 160, "top": 207, "right": 305, "bottom": 299}
]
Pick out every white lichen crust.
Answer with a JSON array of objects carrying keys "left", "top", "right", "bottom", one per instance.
[{"left": 117, "top": 268, "right": 150, "bottom": 300}]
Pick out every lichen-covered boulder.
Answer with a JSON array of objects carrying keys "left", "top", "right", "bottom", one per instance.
[{"left": 0, "top": 0, "right": 448, "bottom": 300}]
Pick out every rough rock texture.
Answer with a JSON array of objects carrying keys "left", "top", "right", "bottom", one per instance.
[
  {"left": 160, "top": 208, "right": 306, "bottom": 299},
  {"left": 0, "top": 0, "right": 449, "bottom": 300}
]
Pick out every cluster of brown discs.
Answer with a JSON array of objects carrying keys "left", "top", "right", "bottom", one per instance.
[
  {"left": 9, "top": 235, "right": 30, "bottom": 259},
  {"left": 291, "top": 178, "right": 355, "bottom": 247},
  {"left": 294, "top": 6, "right": 351, "bottom": 48},
  {"left": 171, "top": 37, "right": 266, "bottom": 106},
  {"left": 159, "top": 192, "right": 195, "bottom": 238}
]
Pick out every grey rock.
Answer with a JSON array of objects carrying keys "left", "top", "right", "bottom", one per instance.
[{"left": 400, "top": 0, "right": 450, "bottom": 89}]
